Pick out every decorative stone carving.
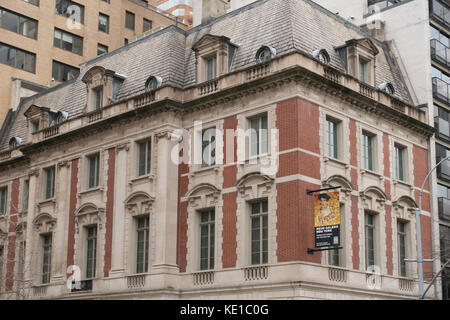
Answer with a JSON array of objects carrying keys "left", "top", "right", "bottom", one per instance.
[
  {"left": 186, "top": 183, "right": 221, "bottom": 209},
  {"left": 33, "top": 213, "right": 57, "bottom": 233},
  {"left": 236, "top": 172, "right": 274, "bottom": 199},
  {"left": 392, "top": 196, "right": 417, "bottom": 220},
  {"left": 125, "top": 192, "right": 155, "bottom": 216},
  {"left": 360, "top": 186, "right": 388, "bottom": 212},
  {"left": 74, "top": 202, "right": 105, "bottom": 234}
]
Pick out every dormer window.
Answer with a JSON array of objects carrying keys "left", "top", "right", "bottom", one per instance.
[
  {"left": 192, "top": 34, "right": 235, "bottom": 84},
  {"left": 339, "top": 38, "right": 379, "bottom": 86},
  {"left": 9, "top": 137, "right": 22, "bottom": 149},
  {"left": 256, "top": 45, "right": 276, "bottom": 63},
  {"left": 81, "top": 66, "right": 120, "bottom": 112},
  {"left": 313, "top": 49, "right": 330, "bottom": 64},
  {"left": 379, "top": 82, "right": 395, "bottom": 95},
  {"left": 145, "top": 76, "right": 162, "bottom": 91},
  {"left": 31, "top": 120, "right": 40, "bottom": 133}
]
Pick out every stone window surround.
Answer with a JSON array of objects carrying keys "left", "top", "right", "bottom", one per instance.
[
  {"left": 185, "top": 184, "right": 221, "bottom": 273},
  {"left": 390, "top": 138, "right": 412, "bottom": 186},
  {"left": 345, "top": 38, "right": 378, "bottom": 86},
  {"left": 124, "top": 192, "right": 155, "bottom": 275},
  {"left": 41, "top": 165, "right": 56, "bottom": 202},
  {"left": 31, "top": 213, "right": 56, "bottom": 285},
  {"left": 81, "top": 66, "right": 116, "bottom": 113},
  {"left": 191, "top": 123, "right": 219, "bottom": 172},
  {"left": 0, "top": 184, "right": 9, "bottom": 217},
  {"left": 79, "top": 150, "right": 104, "bottom": 193},
  {"left": 323, "top": 111, "right": 348, "bottom": 163},
  {"left": 131, "top": 136, "right": 155, "bottom": 181}
]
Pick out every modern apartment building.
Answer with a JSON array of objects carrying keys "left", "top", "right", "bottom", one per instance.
[
  {"left": 0, "top": 0, "right": 187, "bottom": 126},
  {"left": 313, "top": 0, "right": 450, "bottom": 301},
  {"left": 0, "top": 0, "right": 439, "bottom": 299},
  {"left": 156, "top": 0, "right": 194, "bottom": 26}
]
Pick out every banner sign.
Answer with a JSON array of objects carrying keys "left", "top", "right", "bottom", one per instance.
[{"left": 314, "top": 191, "right": 340, "bottom": 248}]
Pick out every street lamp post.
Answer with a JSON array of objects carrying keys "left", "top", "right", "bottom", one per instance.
[{"left": 408, "top": 155, "right": 450, "bottom": 299}]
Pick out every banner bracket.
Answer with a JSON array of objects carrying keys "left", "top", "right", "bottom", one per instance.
[
  {"left": 306, "top": 186, "right": 341, "bottom": 196},
  {"left": 307, "top": 246, "right": 343, "bottom": 254}
]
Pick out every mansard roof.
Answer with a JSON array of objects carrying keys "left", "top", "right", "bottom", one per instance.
[{"left": 0, "top": 0, "right": 414, "bottom": 151}]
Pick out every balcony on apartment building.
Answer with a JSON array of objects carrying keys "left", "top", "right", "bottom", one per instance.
[
  {"left": 433, "top": 77, "right": 450, "bottom": 104},
  {"left": 437, "top": 156, "right": 450, "bottom": 181},
  {"left": 431, "top": 39, "right": 450, "bottom": 68},
  {"left": 430, "top": 0, "right": 450, "bottom": 28},
  {"left": 435, "top": 115, "right": 450, "bottom": 141},
  {"left": 438, "top": 197, "right": 450, "bottom": 221}
]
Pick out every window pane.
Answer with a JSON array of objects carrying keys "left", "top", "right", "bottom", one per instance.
[
  {"left": 143, "top": 18, "right": 152, "bottom": 32},
  {"left": 125, "top": 11, "right": 135, "bottom": 29},
  {"left": 1, "top": 9, "right": 19, "bottom": 33},
  {"left": 19, "top": 17, "right": 37, "bottom": 39},
  {"left": 98, "top": 14, "right": 109, "bottom": 33}
]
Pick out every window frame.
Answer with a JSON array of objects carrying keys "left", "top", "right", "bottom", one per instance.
[
  {"left": 125, "top": 11, "right": 135, "bottom": 30},
  {"left": 143, "top": 18, "right": 152, "bottom": 33},
  {"left": 394, "top": 143, "right": 407, "bottom": 182},
  {"left": 41, "top": 233, "right": 52, "bottom": 284},
  {"left": 0, "top": 186, "right": 7, "bottom": 216},
  {"left": 136, "top": 138, "right": 152, "bottom": 177},
  {"left": 365, "top": 211, "right": 377, "bottom": 270},
  {"left": 85, "top": 225, "right": 97, "bottom": 279},
  {"left": 0, "top": 7, "right": 38, "bottom": 39},
  {"left": 249, "top": 199, "right": 268, "bottom": 265},
  {"left": 199, "top": 209, "right": 215, "bottom": 270},
  {"left": 97, "top": 43, "right": 108, "bottom": 56},
  {"left": 248, "top": 113, "right": 268, "bottom": 158},
  {"left": 0, "top": 42, "right": 36, "bottom": 73},
  {"left": 325, "top": 116, "right": 341, "bottom": 159},
  {"left": 86, "top": 153, "right": 100, "bottom": 190},
  {"left": 135, "top": 215, "right": 150, "bottom": 274},
  {"left": 55, "top": 0, "right": 84, "bottom": 24},
  {"left": 53, "top": 28, "right": 83, "bottom": 56},
  {"left": 204, "top": 54, "right": 217, "bottom": 82},
  {"left": 361, "top": 131, "right": 375, "bottom": 171},
  {"left": 52, "top": 60, "right": 80, "bottom": 82},
  {"left": 98, "top": 12, "right": 109, "bottom": 33},
  {"left": 397, "top": 220, "right": 408, "bottom": 277},
  {"left": 43, "top": 166, "right": 55, "bottom": 200},
  {"left": 201, "top": 127, "right": 216, "bottom": 168}
]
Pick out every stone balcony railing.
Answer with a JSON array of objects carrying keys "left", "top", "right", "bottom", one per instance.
[
  {"left": 14, "top": 51, "right": 429, "bottom": 149},
  {"left": 4, "top": 261, "right": 430, "bottom": 300}
]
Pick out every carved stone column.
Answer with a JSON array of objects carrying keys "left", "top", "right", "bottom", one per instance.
[
  {"left": 152, "top": 131, "right": 180, "bottom": 272},
  {"left": 109, "top": 142, "right": 129, "bottom": 277},
  {"left": 24, "top": 169, "right": 39, "bottom": 284}
]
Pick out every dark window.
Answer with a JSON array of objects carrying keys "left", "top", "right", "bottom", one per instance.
[
  {"left": 23, "top": 179, "right": 29, "bottom": 211},
  {"left": 55, "top": 0, "right": 84, "bottom": 24},
  {"left": 124, "top": 38, "right": 129, "bottom": 46},
  {"left": 43, "top": 166, "right": 55, "bottom": 199},
  {"left": 41, "top": 234, "right": 52, "bottom": 284},
  {"left": 365, "top": 212, "right": 376, "bottom": 269},
  {"left": 0, "top": 7, "right": 37, "bottom": 39},
  {"left": 326, "top": 118, "right": 339, "bottom": 159},
  {"left": 87, "top": 153, "right": 100, "bottom": 189},
  {"left": 85, "top": 226, "right": 97, "bottom": 279},
  {"left": 136, "top": 216, "right": 149, "bottom": 273},
  {"left": 137, "top": 139, "right": 151, "bottom": 176},
  {"left": 125, "top": 11, "right": 135, "bottom": 30},
  {"left": 52, "top": 60, "right": 79, "bottom": 82},
  {"left": 200, "top": 210, "right": 215, "bottom": 270},
  {"left": 93, "top": 87, "right": 103, "bottom": 109},
  {"left": 98, "top": 13, "right": 109, "bottom": 33},
  {"left": 24, "top": 0, "right": 39, "bottom": 6},
  {"left": 394, "top": 144, "right": 406, "bottom": 181},
  {"left": 0, "top": 187, "right": 7, "bottom": 215},
  {"left": 53, "top": 28, "right": 83, "bottom": 55},
  {"left": 362, "top": 131, "right": 374, "bottom": 171},
  {"left": 97, "top": 43, "right": 108, "bottom": 56},
  {"left": 0, "top": 42, "right": 35, "bottom": 72},
  {"left": 397, "top": 221, "right": 407, "bottom": 277},
  {"left": 143, "top": 18, "right": 152, "bottom": 33}
]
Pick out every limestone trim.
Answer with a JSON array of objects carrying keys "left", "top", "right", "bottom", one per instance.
[{"left": 32, "top": 213, "right": 57, "bottom": 234}]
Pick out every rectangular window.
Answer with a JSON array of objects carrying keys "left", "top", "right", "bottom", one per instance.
[
  {"left": 53, "top": 28, "right": 83, "bottom": 55},
  {"left": 395, "top": 144, "right": 406, "bottom": 181},
  {"left": 125, "top": 11, "right": 135, "bottom": 30},
  {"left": 44, "top": 166, "right": 55, "bottom": 199},
  {"left": 41, "top": 234, "right": 52, "bottom": 284},
  {"left": 17, "top": 241, "right": 25, "bottom": 282},
  {"left": 0, "top": 42, "right": 35, "bottom": 73},
  {"left": 31, "top": 120, "right": 39, "bottom": 133},
  {"left": 0, "top": 187, "right": 6, "bottom": 216},
  {"left": 97, "top": 43, "right": 108, "bottom": 56},
  {"left": 55, "top": 0, "right": 84, "bottom": 24},
  {"left": 93, "top": 87, "right": 103, "bottom": 109},
  {"left": 143, "top": 18, "right": 152, "bottom": 33},
  {"left": 329, "top": 203, "right": 344, "bottom": 267},
  {"left": 87, "top": 153, "right": 100, "bottom": 189},
  {"left": 326, "top": 118, "right": 339, "bottom": 159},
  {"left": 98, "top": 13, "right": 109, "bottom": 33},
  {"left": 362, "top": 131, "right": 374, "bottom": 171},
  {"left": 137, "top": 139, "right": 151, "bottom": 176},
  {"left": 0, "top": 7, "right": 38, "bottom": 39},
  {"left": 201, "top": 128, "right": 216, "bottom": 167},
  {"left": 52, "top": 60, "right": 79, "bottom": 82},
  {"left": 397, "top": 221, "right": 407, "bottom": 277},
  {"left": 249, "top": 114, "right": 268, "bottom": 157},
  {"left": 250, "top": 200, "right": 268, "bottom": 265},
  {"left": 359, "top": 58, "right": 369, "bottom": 83},
  {"left": 204, "top": 55, "right": 217, "bottom": 81},
  {"left": 124, "top": 38, "right": 129, "bottom": 46},
  {"left": 85, "top": 226, "right": 97, "bottom": 279},
  {"left": 365, "top": 212, "right": 376, "bottom": 269},
  {"left": 136, "top": 216, "right": 149, "bottom": 273},
  {"left": 200, "top": 210, "right": 215, "bottom": 270},
  {"left": 23, "top": 180, "right": 29, "bottom": 212}
]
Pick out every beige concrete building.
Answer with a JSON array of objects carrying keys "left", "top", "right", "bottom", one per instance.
[
  {"left": 0, "top": 0, "right": 440, "bottom": 300},
  {"left": 0, "top": 0, "right": 187, "bottom": 125}
]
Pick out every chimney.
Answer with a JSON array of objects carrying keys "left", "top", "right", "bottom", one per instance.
[{"left": 193, "top": 0, "right": 230, "bottom": 26}]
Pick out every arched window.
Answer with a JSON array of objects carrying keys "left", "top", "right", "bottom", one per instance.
[
  {"left": 255, "top": 45, "right": 277, "bottom": 63},
  {"left": 313, "top": 49, "right": 331, "bottom": 64},
  {"left": 9, "top": 136, "right": 22, "bottom": 149},
  {"left": 145, "top": 76, "right": 162, "bottom": 91}
]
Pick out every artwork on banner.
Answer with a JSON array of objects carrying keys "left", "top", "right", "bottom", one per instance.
[{"left": 314, "top": 191, "right": 340, "bottom": 248}]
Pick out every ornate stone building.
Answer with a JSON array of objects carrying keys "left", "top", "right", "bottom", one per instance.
[{"left": 0, "top": 0, "right": 440, "bottom": 299}]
